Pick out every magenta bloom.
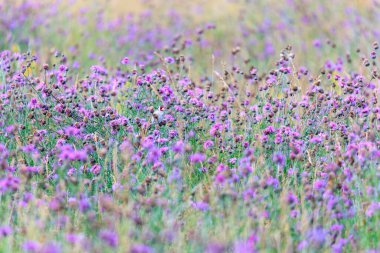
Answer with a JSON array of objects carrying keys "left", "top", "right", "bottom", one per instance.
[
  {"left": 172, "top": 141, "right": 185, "bottom": 154},
  {"left": 130, "top": 243, "right": 153, "bottom": 253},
  {"left": 189, "top": 153, "right": 206, "bottom": 164},
  {"left": 313, "top": 179, "right": 326, "bottom": 190},
  {"left": 28, "top": 97, "right": 39, "bottom": 109},
  {"left": 272, "top": 152, "right": 286, "bottom": 167},
  {"left": 90, "top": 164, "right": 101, "bottom": 175},
  {"left": 23, "top": 240, "right": 41, "bottom": 252},
  {"left": 146, "top": 146, "right": 161, "bottom": 164},
  {"left": 99, "top": 229, "right": 118, "bottom": 248},
  {"left": 164, "top": 57, "right": 175, "bottom": 64},
  {"left": 64, "top": 126, "right": 81, "bottom": 137},
  {"left": 0, "top": 225, "right": 12, "bottom": 237},
  {"left": 203, "top": 140, "right": 214, "bottom": 150},
  {"left": 121, "top": 57, "right": 129, "bottom": 65}
]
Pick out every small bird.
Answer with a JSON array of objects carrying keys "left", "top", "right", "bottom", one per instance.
[{"left": 151, "top": 106, "right": 165, "bottom": 125}]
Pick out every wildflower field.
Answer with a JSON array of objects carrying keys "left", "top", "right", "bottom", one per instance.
[{"left": 0, "top": 0, "right": 379, "bottom": 252}]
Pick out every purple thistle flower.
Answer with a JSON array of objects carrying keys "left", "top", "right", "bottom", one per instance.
[
  {"left": 0, "top": 225, "right": 12, "bottom": 237},
  {"left": 146, "top": 146, "right": 161, "bottom": 164},
  {"left": 164, "top": 57, "right": 175, "bottom": 64},
  {"left": 365, "top": 202, "right": 380, "bottom": 217},
  {"left": 272, "top": 152, "right": 286, "bottom": 167},
  {"left": 65, "top": 233, "right": 85, "bottom": 245},
  {"left": 23, "top": 240, "right": 41, "bottom": 253},
  {"left": 99, "top": 229, "right": 118, "bottom": 248},
  {"left": 191, "top": 201, "right": 210, "bottom": 211},
  {"left": 130, "top": 244, "right": 154, "bottom": 253},
  {"left": 306, "top": 227, "right": 327, "bottom": 247},
  {"left": 121, "top": 57, "right": 129, "bottom": 65},
  {"left": 41, "top": 242, "right": 61, "bottom": 253},
  {"left": 313, "top": 179, "right": 326, "bottom": 191},
  {"left": 203, "top": 140, "right": 214, "bottom": 150},
  {"left": 189, "top": 153, "right": 206, "bottom": 164},
  {"left": 90, "top": 164, "right": 101, "bottom": 175},
  {"left": 172, "top": 141, "right": 185, "bottom": 154},
  {"left": 28, "top": 97, "right": 39, "bottom": 109}
]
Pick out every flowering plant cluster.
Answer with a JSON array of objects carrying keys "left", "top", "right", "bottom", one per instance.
[{"left": 0, "top": 0, "right": 379, "bottom": 252}]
